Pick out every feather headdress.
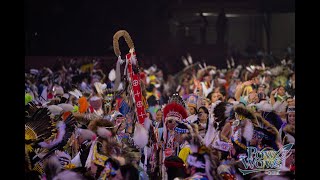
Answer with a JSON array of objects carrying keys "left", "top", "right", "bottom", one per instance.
[
  {"left": 68, "top": 89, "right": 83, "bottom": 99},
  {"left": 25, "top": 107, "right": 53, "bottom": 142}
]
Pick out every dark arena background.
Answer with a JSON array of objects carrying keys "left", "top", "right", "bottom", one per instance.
[{"left": 25, "top": 0, "right": 295, "bottom": 180}]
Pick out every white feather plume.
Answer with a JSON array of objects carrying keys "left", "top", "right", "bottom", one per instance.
[
  {"left": 176, "top": 85, "right": 181, "bottom": 92},
  {"left": 186, "top": 114, "right": 198, "bottom": 124},
  {"left": 224, "top": 104, "right": 233, "bottom": 119},
  {"left": 217, "top": 78, "right": 226, "bottom": 85},
  {"left": 203, "top": 62, "right": 207, "bottom": 69},
  {"left": 209, "top": 69, "right": 216, "bottom": 76},
  {"left": 62, "top": 93, "right": 69, "bottom": 99},
  {"left": 71, "top": 152, "right": 82, "bottom": 167},
  {"left": 273, "top": 101, "right": 287, "bottom": 113},
  {"left": 243, "top": 120, "right": 253, "bottom": 142},
  {"left": 221, "top": 69, "right": 227, "bottom": 74},
  {"left": 256, "top": 101, "right": 273, "bottom": 112},
  {"left": 108, "top": 69, "right": 116, "bottom": 82},
  {"left": 100, "top": 83, "right": 107, "bottom": 90},
  {"left": 261, "top": 62, "right": 265, "bottom": 70},
  {"left": 85, "top": 139, "right": 97, "bottom": 168},
  {"left": 231, "top": 57, "right": 235, "bottom": 67},
  {"left": 144, "top": 69, "right": 150, "bottom": 75},
  {"left": 48, "top": 105, "right": 63, "bottom": 115},
  {"left": 149, "top": 65, "right": 157, "bottom": 73},
  {"left": 146, "top": 76, "right": 151, "bottom": 84},
  {"left": 42, "top": 76, "right": 49, "bottom": 82},
  {"left": 46, "top": 68, "right": 53, "bottom": 74},
  {"left": 69, "top": 89, "right": 82, "bottom": 99},
  {"left": 97, "top": 127, "right": 112, "bottom": 139},
  {"left": 182, "top": 56, "right": 189, "bottom": 67},
  {"left": 94, "top": 82, "right": 104, "bottom": 95},
  {"left": 76, "top": 128, "right": 96, "bottom": 141},
  {"left": 233, "top": 69, "right": 240, "bottom": 78},
  {"left": 203, "top": 118, "right": 216, "bottom": 146},
  {"left": 199, "top": 63, "right": 204, "bottom": 69},
  {"left": 187, "top": 54, "right": 193, "bottom": 64},
  {"left": 58, "top": 103, "right": 74, "bottom": 112},
  {"left": 270, "top": 66, "right": 283, "bottom": 76},
  {"left": 133, "top": 123, "right": 148, "bottom": 148},
  {"left": 226, "top": 59, "right": 231, "bottom": 69},
  {"left": 30, "top": 69, "right": 39, "bottom": 75},
  {"left": 131, "top": 54, "right": 137, "bottom": 66},
  {"left": 246, "top": 66, "right": 254, "bottom": 73},
  {"left": 143, "top": 117, "right": 152, "bottom": 132},
  {"left": 260, "top": 76, "right": 266, "bottom": 85}
]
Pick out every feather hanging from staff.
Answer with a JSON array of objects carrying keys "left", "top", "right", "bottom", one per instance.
[
  {"left": 133, "top": 123, "right": 148, "bottom": 148},
  {"left": 113, "top": 56, "right": 122, "bottom": 91},
  {"left": 143, "top": 117, "right": 152, "bottom": 132},
  {"left": 131, "top": 50, "right": 137, "bottom": 66}
]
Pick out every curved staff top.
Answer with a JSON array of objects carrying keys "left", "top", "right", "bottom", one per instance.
[{"left": 113, "top": 30, "right": 147, "bottom": 125}]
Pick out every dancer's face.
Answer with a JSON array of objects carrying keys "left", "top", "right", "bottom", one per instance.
[{"left": 165, "top": 117, "right": 177, "bottom": 130}]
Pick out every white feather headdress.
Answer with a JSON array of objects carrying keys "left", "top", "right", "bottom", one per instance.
[
  {"left": 108, "top": 69, "right": 116, "bottom": 82},
  {"left": 68, "top": 89, "right": 83, "bottom": 99}
]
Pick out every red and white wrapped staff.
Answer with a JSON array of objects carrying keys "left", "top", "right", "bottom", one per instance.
[{"left": 113, "top": 30, "right": 147, "bottom": 125}]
